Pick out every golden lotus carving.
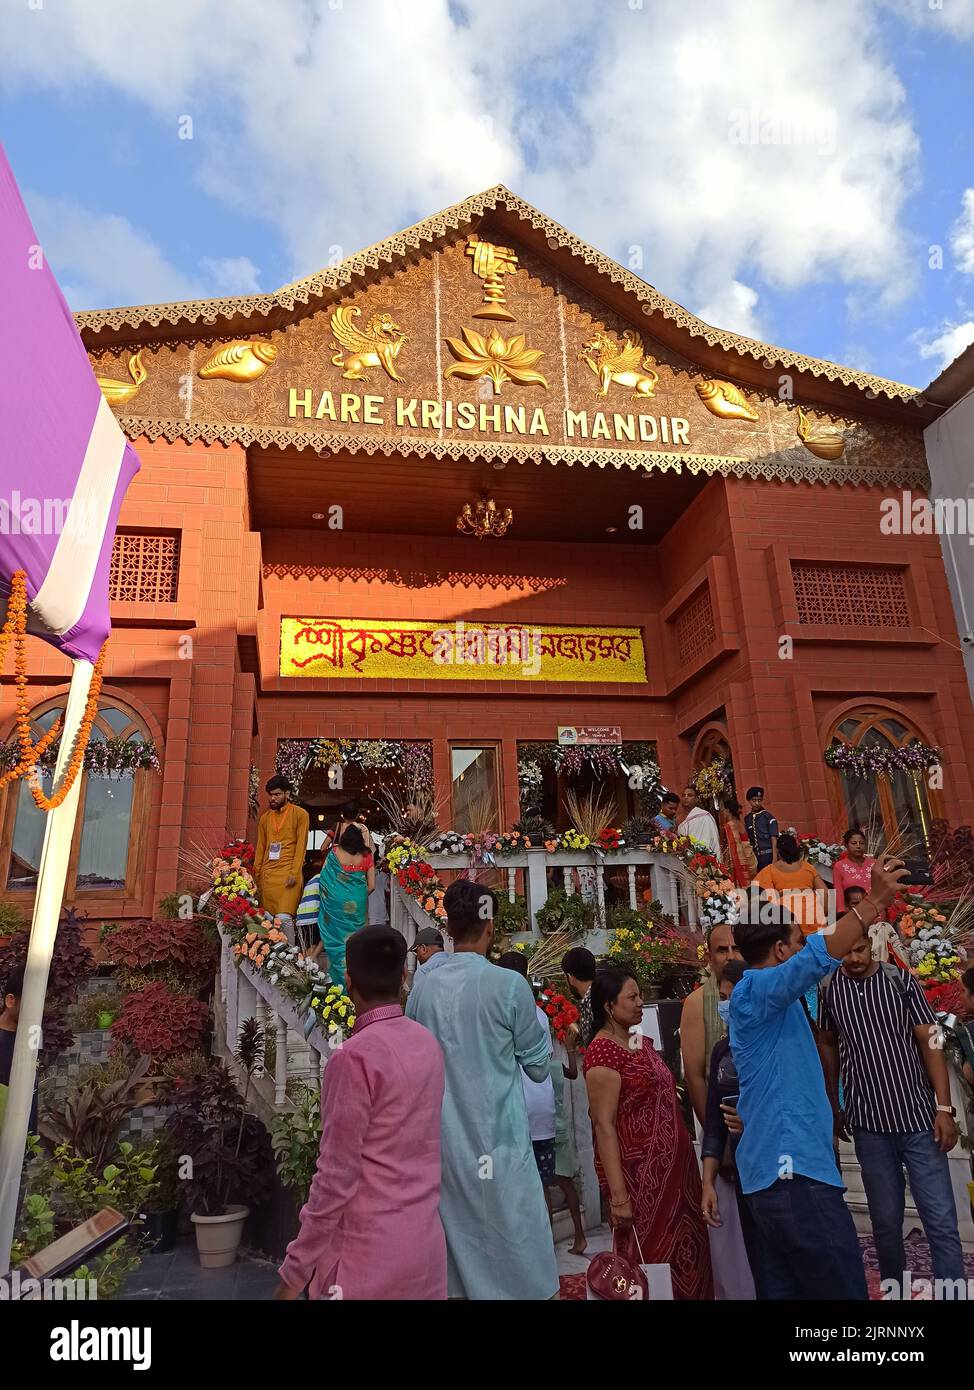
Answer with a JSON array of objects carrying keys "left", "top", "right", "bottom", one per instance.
[
  {"left": 465, "top": 234, "right": 519, "bottom": 320},
  {"left": 330, "top": 306, "right": 407, "bottom": 383},
  {"left": 198, "top": 339, "right": 277, "bottom": 382},
  {"left": 95, "top": 351, "right": 146, "bottom": 406},
  {"left": 579, "top": 330, "right": 659, "bottom": 401},
  {"left": 444, "top": 325, "right": 547, "bottom": 395},
  {"left": 797, "top": 405, "right": 845, "bottom": 460},
  {"left": 695, "top": 378, "right": 759, "bottom": 421}
]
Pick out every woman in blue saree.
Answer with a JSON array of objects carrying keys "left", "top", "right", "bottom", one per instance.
[{"left": 317, "top": 825, "right": 375, "bottom": 986}]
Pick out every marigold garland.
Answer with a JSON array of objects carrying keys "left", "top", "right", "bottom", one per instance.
[{"left": 0, "top": 570, "right": 107, "bottom": 809}]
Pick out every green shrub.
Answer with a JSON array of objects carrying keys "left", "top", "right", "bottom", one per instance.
[
  {"left": 69, "top": 990, "right": 121, "bottom": 1033},
  {"left": 535, "top": 887, "right": 594, "bottom": 937}
]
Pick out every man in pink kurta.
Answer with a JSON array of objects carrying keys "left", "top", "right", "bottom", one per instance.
[{"left": 275, "top": 927, "right": 447, "bottom": 1301}]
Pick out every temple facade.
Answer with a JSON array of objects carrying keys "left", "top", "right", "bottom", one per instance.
[{"left": 3, "top": 186, "right": 972, "bottom": 929}]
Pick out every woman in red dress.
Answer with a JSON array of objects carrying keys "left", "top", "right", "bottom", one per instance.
[
  {"left": 719, "top": 797, "right": 756, "bottom": 888},
  {"left": 583, "top": 968, "right": 713, "bottom": 1300}
]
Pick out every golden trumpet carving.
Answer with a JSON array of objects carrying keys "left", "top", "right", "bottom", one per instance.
[
  {"left": 797, "top": 405, "right": 846, "bottom": 460},
  {"left": 330, "top": 306, "right": 407, "bottom": 383},
  {"left": 695, "top": 378, "right": 759, "bottom": 421},
  {"left": 95, "top": 351, "right": 146, "bottom": 406},
  {"left": 465, "top": 234, "right": 519, "bottom": 320},
  {"left": 579, "top": 330, "right": 659, "bottom": 401},
  {"left": 444, "top": 325, "right": 547, "bottom": 395},
  {"left": 198, "top": 339, "right": 277, "bottom": 382}
]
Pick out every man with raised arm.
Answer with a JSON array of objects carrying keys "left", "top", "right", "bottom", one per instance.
[{"left": 729, "top": 857, "right": 908, "bottom": 1300}]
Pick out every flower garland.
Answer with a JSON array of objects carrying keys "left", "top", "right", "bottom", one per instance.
[
  {"left": 824, "top": 740, "right": 943, "bottom": 779},
  {"left": 274, "top": 737, "right": 435, "bottom": 792},
  {"left": 0, "top": 571, "right": 110, "bottom": 809},
  {"left": 205, "top": 841, "right": 356, "bottom": 1042},
  {"left": 644, "top": 831, "right": 740, "bottom": 927},
  {"left": 248, "top": 764, "right": 260, "bottom": 819},
  {"left": 0, "top": 731, "right": 159, "bottom": 781}
]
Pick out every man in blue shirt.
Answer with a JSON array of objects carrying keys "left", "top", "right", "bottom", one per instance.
[
  {"left": 730, "top": 856, "right": 907, "bottom": 1300},
  {"left": 652, "top": 790, "right": 681, "bottom": 833}
]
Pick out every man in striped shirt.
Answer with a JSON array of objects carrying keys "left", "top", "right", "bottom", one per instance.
[{"left": 817, "top": 928, "right": 964, "bottom": 1293}]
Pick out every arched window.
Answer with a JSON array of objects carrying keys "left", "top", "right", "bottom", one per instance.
[
  {"left": 2, "top": 699, "right": 152, "bottom": 900},
  {"left": 691, "top": 727, "right": 735, "bottom": 801},
  {"left": 826, "top": 707, "right": 940, "bottom": 849}
]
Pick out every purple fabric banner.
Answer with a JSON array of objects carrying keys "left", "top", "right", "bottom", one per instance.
[{"left": 0, "top": 141, "right": 140, "bottom": 662}]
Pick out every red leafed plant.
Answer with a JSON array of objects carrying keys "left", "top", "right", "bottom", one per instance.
[
  {"left": 111, "top": 982, "right": 210, "bottom": 1064},
  {"left": 107, "top": 918, "right": 218, "bottom": 993}
]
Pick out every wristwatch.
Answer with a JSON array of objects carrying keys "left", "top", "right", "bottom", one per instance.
[{"left": 936, "top": 1104, "right": 956, "bottom": 1116}]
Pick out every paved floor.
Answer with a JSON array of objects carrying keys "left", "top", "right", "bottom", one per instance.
[
  {"left": 117, "top": 1244, "right": 282, "bottom": 1301},
  {"left": 119, "top": 1230, "right": 611, "bottom": 1300}
]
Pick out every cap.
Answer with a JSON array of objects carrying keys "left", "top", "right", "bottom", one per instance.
[{"left": 414, "top": 927, "right": 444, "bottom": 948}]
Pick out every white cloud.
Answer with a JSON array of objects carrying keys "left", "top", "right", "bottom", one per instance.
[
  {"left": 951, "top": 189, "right": 974, "bottom": 274},
  {"left": 914, "top": 319, "right": 974, "bottom": 372},
  {"left": 695, "top": 281, "right": 764, "bottom": 339},
  {"left": 200, "top": 255, "right": 262, "bottom": 295},
  {"left": 0, "top": 0, "right": 928, "bottom": 336},
  {"left": 24, "top": 191, "right": 203, "bottom": 308}
]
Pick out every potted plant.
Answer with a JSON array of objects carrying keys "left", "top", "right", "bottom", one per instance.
[
  {"left": 166, "top": 1020, "right": 273, "bottom": 1268},
  {"left": 604, "top": 905, "right": 686, "bottom": 1001},
  {"left": 535, "top": 886, "right": 594, "bottom": 937},
  {"left": 140, "top": 1133, "right": 181, "bottom": 1253},
  {"left": 270, "top": 1082, "right": 321, "bottom": 1210}
]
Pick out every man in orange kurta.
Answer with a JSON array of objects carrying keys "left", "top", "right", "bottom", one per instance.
[{"left": 255, "top": 775, "right": 310, "bottom": 923}]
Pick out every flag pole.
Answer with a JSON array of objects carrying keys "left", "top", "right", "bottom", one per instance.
[{"left": 0, "top": 657, "right": 93, "bottom": 1275}]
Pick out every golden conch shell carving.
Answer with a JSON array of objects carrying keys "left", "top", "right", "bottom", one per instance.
[
  {"left": 695, "top": 378, "right": 759, "bottom": 421},
  {"left": 444, "top": 325, "right": 547, "bottom": 395},
  {"left": 579, "top": 330, "right": 658, "bottom": 401},
  {"left": 465, "top": 234, "right": 519, "bottom": 320},
  {"left": 330, "top": 306, "right": 407, "bottom": 383},
  {"left": 198, "top": 340, "right": 277, "bottom": 382},
  {"left": 797, "top": 405, "right": 846, "bottom": 460},
  {"left": 95, "top": 351, "right": 146, "bottom": 406}
]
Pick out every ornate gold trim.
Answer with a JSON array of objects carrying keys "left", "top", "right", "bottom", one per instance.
[
  {"left": 79, "top": 185, "right": 921, "bottom": 406},
  {"left": 118, "top": 414, "right": 929, "bottom": 489}
]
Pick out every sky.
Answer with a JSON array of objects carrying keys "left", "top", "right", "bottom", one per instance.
[{"left": 1, "top": 0, "right": 973, "bottom": 388}]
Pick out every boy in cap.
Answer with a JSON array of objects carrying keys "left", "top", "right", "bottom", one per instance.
[{"left": 744, "top": 786, "right": 778, "bottom": 872}]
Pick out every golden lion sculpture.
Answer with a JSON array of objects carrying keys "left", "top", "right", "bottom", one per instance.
[
  {"left": 330, "top": 306, "right": 408, "bottom": 383},
  {"left": 579, "top": 330, "right": 659, "bottom": 401}
]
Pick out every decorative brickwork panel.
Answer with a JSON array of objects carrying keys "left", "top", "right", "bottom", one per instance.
[
  {"left": 674, "top": 587, "right": 716, "bottom": 666},
  {"left": 791, "top": 563, "right": 908, "bottom": 628},
  {"left": 110, "top": 531, "right": 180, "bottom": 604}
]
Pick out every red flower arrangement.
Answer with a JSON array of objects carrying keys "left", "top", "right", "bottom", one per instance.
[
  {"left": 596, "top": 826, "right": 623, "bottom": 852},
  {"left": 922, "top": 980, "right": 967, "bottom": 1016},
  {"left": 222, "top": 838, "right": 255, "bottom": 868},
  {"left": 537, "top": 988, "right": 579, "bottom": 1044}
]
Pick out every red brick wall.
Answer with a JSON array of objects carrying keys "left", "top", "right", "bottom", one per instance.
[{"left": 3, "top": 438, "right": 972, "bottom": 930}]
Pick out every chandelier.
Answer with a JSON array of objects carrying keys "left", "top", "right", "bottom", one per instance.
[{"left": 456, "top": 494, "right": 513, "bottom": 540}]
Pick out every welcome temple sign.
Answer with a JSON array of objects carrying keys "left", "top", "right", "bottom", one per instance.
[{"left": 280, "top": 617, "right": 647, "bottom": 683}]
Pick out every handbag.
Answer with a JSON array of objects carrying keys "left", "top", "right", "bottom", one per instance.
[{"left": 586, "top": 1225, "right": 649, "bottom": 1302}]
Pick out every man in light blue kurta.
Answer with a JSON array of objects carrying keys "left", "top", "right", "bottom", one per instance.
[{"left": 406, "top": 881, "right": 559, "bottom": 1300}]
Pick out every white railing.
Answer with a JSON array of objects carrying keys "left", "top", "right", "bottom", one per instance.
[{"left": 389, "top": 847, "right": 698, "bottom": 954}]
